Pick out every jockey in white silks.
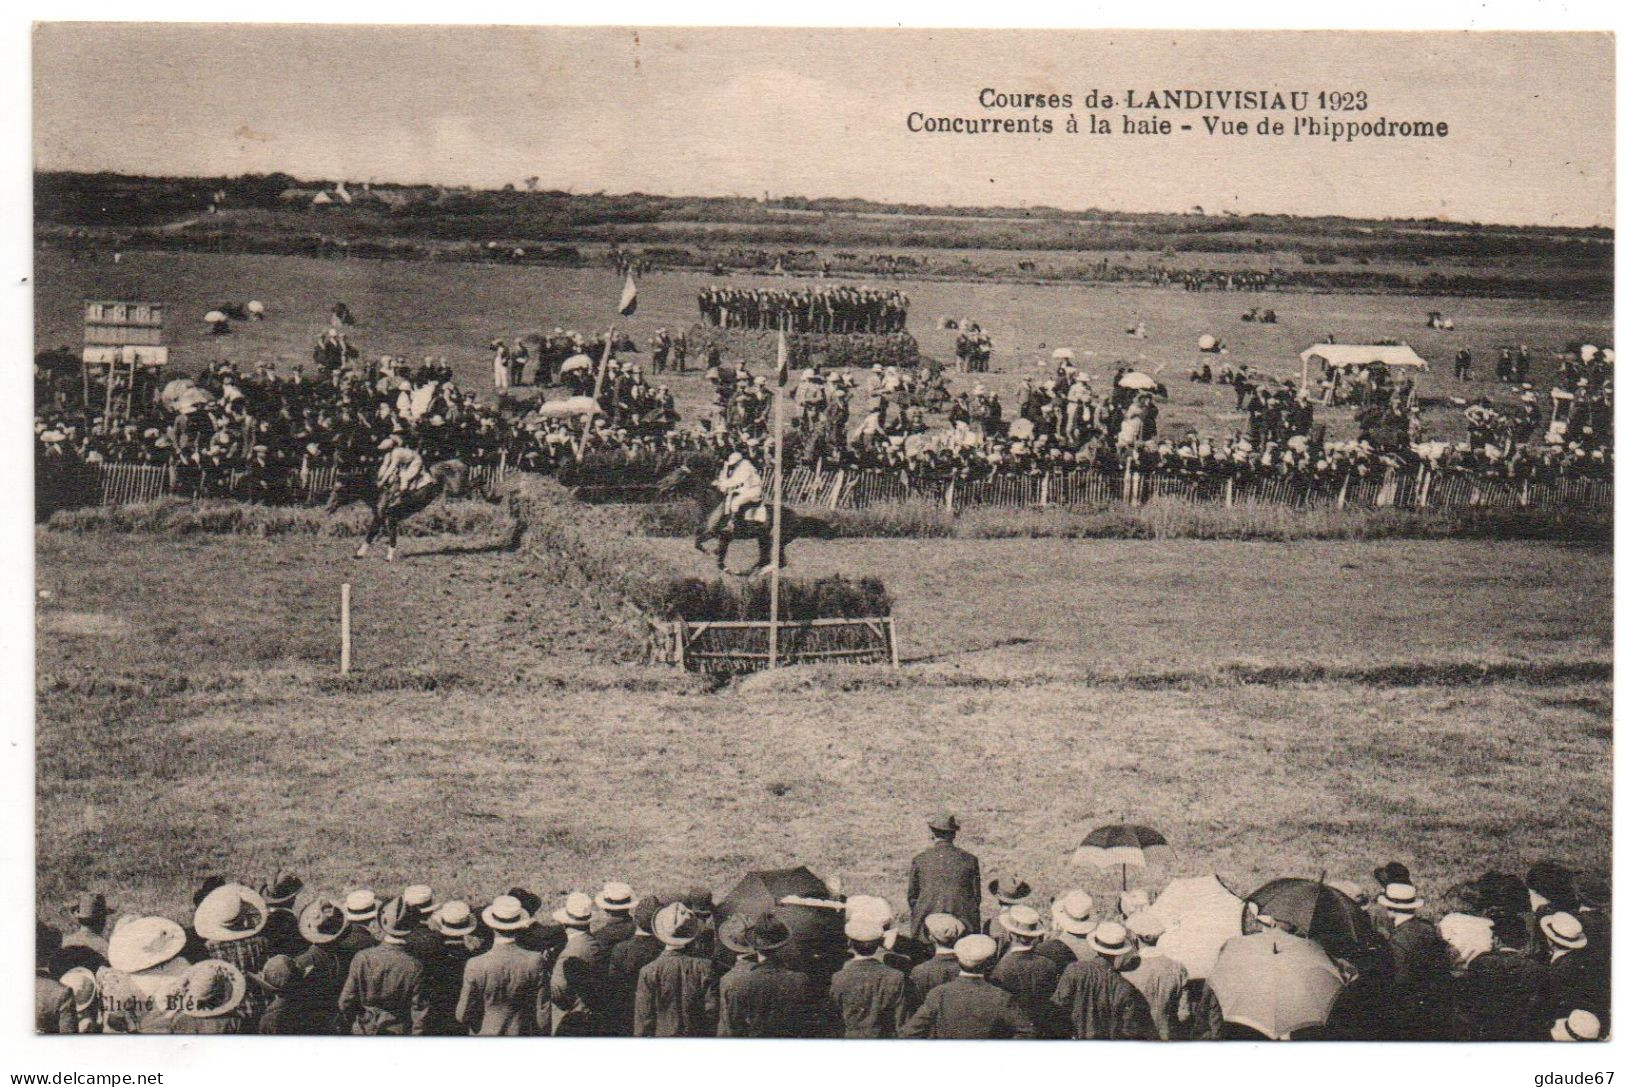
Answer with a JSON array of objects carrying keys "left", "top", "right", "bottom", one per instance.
[
  {"left": 356, "top": 436, "right": 438, "bottom": 561},
  {"left": 715, "top": 450, "right": 765, "bottom": 530}
]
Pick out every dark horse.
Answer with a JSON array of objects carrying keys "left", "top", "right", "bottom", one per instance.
[
  {"left": 327, "top": 458, "right": 470, "bottom": 560},
  {"left": 655, "top": 460, "right": 826, "bottom": 575}
]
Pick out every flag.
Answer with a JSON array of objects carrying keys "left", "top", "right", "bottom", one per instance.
[
  {"left": 617, "top": 273, "right": 638, "bottom": 317},
  {"left": 776, "top": 330, "right": 789, "bottom": 387}
]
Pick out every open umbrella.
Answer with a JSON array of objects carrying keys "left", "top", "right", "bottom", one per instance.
[
  {"left": 1146, "top": 874, "right": 1243, "bottom": 980},
  {"left": 203, "top": 310, "right": 227, "bottom": 324},
  {"left": 559, "top": 354, "right": 595, "bottom": 375},
  {"left": 1073, "top": 824, "right": 1171, "bottom": 890},
  {"left": 717, "top": 866, "right": 845, "bottom": 967},
  {"left": 1052, "top": 348, "right": 1075, "bottom": 361},
  {"left": 538, "top": 396, "right": 602, "bottom": 420},
  {"left": 1208, "top": 930, "right": 1345, "bottom": 1039},
  {"left": 1244, "top": 878, "right": 1377, "bottom": 961},
  {"left": 1117, "top": 371, "right": 1160, "bottom": 392}
]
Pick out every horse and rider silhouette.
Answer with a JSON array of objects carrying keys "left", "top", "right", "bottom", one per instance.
[
  {"left": 327, "top": 456, "right": 470, "bottom": 560},
  {"left": 655, "top": 455, "right": 828, "bottom": 576}
]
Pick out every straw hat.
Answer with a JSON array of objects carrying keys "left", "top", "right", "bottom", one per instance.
[
  {"left": 653, "top": 902, "right": 700, "bottom": 947},
  {"left": 378, "top": 898, "right": 416, "bottom": 939},
  {"left": 1553, "top": 1009, "right": 1603, "bottom": 1041},
  {"left": 1377, "top": 883, "right": 1423, "bottom": 912},
  {"left": 552, "top": 892, "right": 594, "bottom": 928},
  {"left": 193, "top": 884, "right": 268, "bottom": 943},
  {"left": 298, "top": 901, "right": 346, "bottom": 946},
  {"left": 999, "top": 905, "right": 1044, "bottom": 940},
  {"left": 433, "top": 901, "right": 477, "bottom": 937},
  {"left": 1052, "top": 890, "right": 1096, "bottom": 936},
  {"left": 595, "top": 882, "right": 637, "bottom": 914},
  {"left": 481, "top": 896, "right": 532, "bottom": 933},
  {"left": 60, "top": 967, "right": 99, "bottom": 1013},
  {"left": 342, "top": 890, "right": 380, "bottom": 923},
  {"left": 402, "top": 885, "right": 436, "bottom": 916},
  {"left": 1087, "top": 921, "right": 1135, "bottom": 959},
  {"left": 178, "top": 960, "right": 246, "bottom": 1019},
  {"left": 1540, "top": 912, "right": 1589, "bottom": 951}
]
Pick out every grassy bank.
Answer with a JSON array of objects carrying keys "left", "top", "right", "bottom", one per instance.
[
  {"left": 46, "top": 495, "right": 519, "bottom": 540},
  {"left": 633, "top": 496, "right": 1613, "bottom": 543}
]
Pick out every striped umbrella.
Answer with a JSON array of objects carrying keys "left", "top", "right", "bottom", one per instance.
[{"left": 1072, "top": 824, "right": 1172, "bottom": 890}]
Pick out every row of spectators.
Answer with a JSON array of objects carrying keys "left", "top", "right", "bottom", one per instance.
[
  {"left": 698, "top": 286, "right": 910, "bottom": 333},
  {"left": 35, "top": 819, "right": 1608, "bottom": 1040}
]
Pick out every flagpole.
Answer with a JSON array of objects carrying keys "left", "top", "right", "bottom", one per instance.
[
  {"left": 577, "top": 323, "right": 616, "bottom": 460},
  {"left": 769, "top": 320, "right": 786, "bottom": 669}
]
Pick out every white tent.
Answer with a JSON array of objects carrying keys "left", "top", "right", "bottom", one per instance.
[{"left": 1299, "top": 343, "right": 1429, "bottom": 389}]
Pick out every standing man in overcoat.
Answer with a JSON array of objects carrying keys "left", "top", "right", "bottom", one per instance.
[{"left": 907, "top": 812, "right": 982, "bottom": 941}]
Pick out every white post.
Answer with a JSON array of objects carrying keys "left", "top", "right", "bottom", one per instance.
[
  {"left": 769, "top": 327, "right": 787, "bottom": 669},
  {"left": 340, "top": 582, "right": 352, "bottom": 675}
]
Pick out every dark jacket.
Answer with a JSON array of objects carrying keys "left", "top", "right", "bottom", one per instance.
[
  {"left": 829, "top": 956, "right": 908, "bottom": 1038},
  {"left": 1542, "top": 947, "right": 1610, "bottom": 1031},
  {"left": 550, "top": 933, "right": 608, "bottom": 1036},
  {"left": 35, "top": 976, "right": 75, "bottom": 1034},
  {"left": 338, "top": 942, "right": 430, "bottom": 1035},
  {"left": 1050, "top": 957, "right": 1157, "bottom": 1040},
  {"left": 717, "top": 958, "right": 817, "bottom": 1037},
  {"left": 1387, "top": 918, "right": 1457, "bottom": 1039},
  {"left": 908, "top": 952, "right": 961, "bottom": 1012},
  {"left": 900, "top": 974, "right": 1036, "bottom": 1039},
  {"left": 1455, "top": 948, "right": 1546, "bottom": 1041},
  {"left": 990, "top": 945, "right": 1065, "bottom": 1037},
  {"left": 458, "top": 940, "right": 548, "bottom": 1036},
  {"left": 605, "top": 933, "right": 664, "bottom": 1036},
  {"left": 633, "top": 948, "right": 718, "bottom": 1037},
  {"left": 291, "top": 943, "right": 345, "bottom": 1034},
  {"left": 907, "top": 840, "right": 982, "bottom": 940}
]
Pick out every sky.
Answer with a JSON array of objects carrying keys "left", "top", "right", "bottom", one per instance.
[{"left": 32, "top": 25, "right": 1616, "bottom": 226}]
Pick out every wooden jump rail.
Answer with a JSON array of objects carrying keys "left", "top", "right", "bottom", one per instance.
[{"left": 650, "top": 615, "right": 900, "bottom": 675}]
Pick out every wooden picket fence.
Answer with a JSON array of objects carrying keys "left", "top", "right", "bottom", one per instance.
[
  {"left": 650, "top": 616, "right": 899, "bottom": 675},
  {"left": 68, "top": 460, "right": 1615, "bottom": 516}
]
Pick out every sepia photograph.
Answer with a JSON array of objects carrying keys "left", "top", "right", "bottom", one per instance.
[{"left": 17, "top": 15, "right": 1616, "bottom": 1067}]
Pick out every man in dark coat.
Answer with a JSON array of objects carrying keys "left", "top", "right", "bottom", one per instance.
[
  {"left": 829, "top": 918, "right": 908, "bottom": 1038},
  {"left": 292, "top": 900, "right": 348, "bottom": 1034},
  {"left": 605, "top": 896, "right": 665, "bottom": 1036},
  {"left": 908, "top": 913, "right": 966, "bottom": 1011},
  {"left": 900, "top": 934, "right": 1035, "bottom": 1039},
  {"left": 1049, "top": 923, "right": 1157, "bottom": 1040},
  {"left": 337, "top": 900, "right": 430, "bottom": 1035},
  {"left": 259, "top": 872, "right": 306, "bottom": 958},
  {"left": 1454, "top": 915, "right": 1547, "bottom": 1041},
  {"left": 990, "top": 905, "right": 1066, "bottom": 1037},
  {"left": 907, "top": 812, "right": 982, "bottom": 941},
  {"left": 592, "top": 882, "right": 639, "bottom": 950},
  {"left": 456, "top": 897, "right": 548, "bottom": 1036},
  {"left": 417, "top": 901, "right": 479, "bottom": 1035},
  {"left": 1538, "top": 911, "right": 1609, "bottom": 1035},
  {"left": 633, "top": 903, "right": 718, "bottom": 1037},
  {"left": 1377, "top": 882, "right": 1456, "bottom": 1040},
  {"left": 717, "top": 914, "right": 817, "bottom": 1037},
  {"left": 35, "top": 923, "right": 76, "bottom": 1034},
  {"left": 549, "top": 892, "right": 608, "bottom": 1036}
]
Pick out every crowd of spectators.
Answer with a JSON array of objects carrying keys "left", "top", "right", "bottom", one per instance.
[
  {"left": 698, "top": 286, "right": 910, "bottom": 333},
  {"left": 35, "top": 814, "right": 1609, "bottom": 1040}
]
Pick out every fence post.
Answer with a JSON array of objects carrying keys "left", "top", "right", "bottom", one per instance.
[
  {"left": 1336, "top": 475, "right": 1350, "bottom": 509},
  {"left": 944, "top": 478, "right": 956, "bottom": 513},
  {"left": 1224, "top": 477, "right": 1234, "bottom": 508},
  {"left": 1038, "top": 473, "right": 1050, "bottom": 508}
]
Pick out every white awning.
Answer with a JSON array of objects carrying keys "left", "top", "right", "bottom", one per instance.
[{"left": 1300, "top": 343, "right": 1430, "bottom": 370}]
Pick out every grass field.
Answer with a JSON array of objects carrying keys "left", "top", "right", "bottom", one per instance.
[
  {"left": 35, "top": 249, "right": 1613, "bottom": 445},
  {"left": 36, "top": 523, "right": 1610, "bottom": 924}
]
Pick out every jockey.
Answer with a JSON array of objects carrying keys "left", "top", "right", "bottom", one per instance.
[
  {"left": 355, "top": 435, "right": 436, "bottom": 561},
  {"left": 715, "top": 450, "right": 764, "bottom": 531}
]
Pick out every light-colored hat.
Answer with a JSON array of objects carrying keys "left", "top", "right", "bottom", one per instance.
[
  {"left": 178, "top": 959, "right": 246, "bottom": 1018},
  {"left": 402, "top": 885, "right": 436, "bottom": 914},
  {"left": 844, "top": 895, "right": 896, "bottom": 943},
  {"left": 552, "top": 892, "right": 594, "bottom": 927},
  {"left": 343, "top": 890, "right": 380, "bottom": 923},
  {"left": 298, "top": 901, "right": 346, "bottom": 945},
  {"left": 107, "top": 916, "right": 187, "bottom": 973},
  {"left": 1000, "top": 905, "right": 1044, "bottom": 939},
  {"left": 596, "top": 882, "right": 637, "bottom": 913},
  {"left": 1541, "top": 911, "right": 1589, "bottom": 951},
  {"left": 1553, "top": 1009, "right": 1603, "bottom": 1041},
  {"left": 653, "top": 902, "right": 699, "bottom": 947},
  {"left": 717, "top": 915, "right": 754, "bottom": 954},
  {"left": 924, "top": 913, "right": 966, "bottom": 946},
  {"left": 724, "top": 451, "right": 743, "bottom": 466},
  {"left": 61, "top": 967, "right": 99, "bottom": 1012},
  {"left": 1087, "top": 921, "right": 1135, "bottom": 958},
  {"left": 193, "top": 884, "right": 268, "bottom": 943},
  {"left": 845, "top": 917, "right": 886, "bottom": 944},
  {"left": 1377, "top": 883, "right": 1423, "bottom": 912},
  {"left": 433, "top": 901, "right": 477, "bottom": 937},
  {"left": 481, "top": 895, "right": 532, "bottom": 932},
  {"left": 377, "top": 436, "right": 399, "bottom": 452},
  {"left": 1125, "top": 910, "right": 1166, "bottom": 941},
  {"left": 379, "top": 898, "right": 416, "bottom": 938},
  {"left": 953, "top": 934, "right": 998, "bottom": 972},
  {"left": 1052, "top": 890, "right": 1096, "bottom": 936}
]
